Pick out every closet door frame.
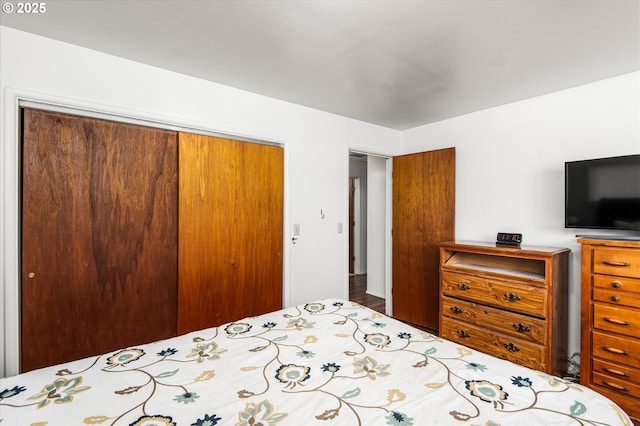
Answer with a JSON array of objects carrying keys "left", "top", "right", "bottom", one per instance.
[{"left": 0, "top": 90, "right": 289, "bottom": 377}]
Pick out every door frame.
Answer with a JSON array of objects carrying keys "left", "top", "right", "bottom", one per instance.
[
  {"left": 1, "top": 88, "right": 290, "bottom": 377},
  {"left": 347, "top": 148, "right": 394, "bottom": 315}
]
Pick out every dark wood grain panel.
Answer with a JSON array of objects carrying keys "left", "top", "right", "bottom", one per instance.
[
  {"left": 178, "top": 133, "right": 283, "bottom": 333},
  {"left": 21, "top": 108, "right": 178, "bottom": 372},
  {"left": 392, "top": 148, "right": 455, "bottom": 330}
]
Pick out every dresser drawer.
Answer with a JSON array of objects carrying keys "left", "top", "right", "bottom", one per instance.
[
  {"left": 441, "top": 271, "right": 546, "bottom": 317},
  {"left": 593, "top": 275, "right": 640, "bottom": 309},
  {"left": 592, "top": 371, "right": 640, "bottom": 399},
  {"left": 594, "top": 274, "right": 640, "bottom": 293},
  {"left": 440, "top": 317, "right": 544, "bottom": 371},
  {"left": 593, "top": 247, "right": 640, "bottom": 278},
  {"left": 593, "top": 358, "right": 640, "bottom": 386},
  {"left": 593, "top": 288, "right": 640, "bottom": 309},
  {"left": 593, "top": 303, "right": 640, "bottom": 338},
  {"left": 441, "top": 295, "right": 546, "bottom": 344},
  {"left": 592, "top": 330, "right": 640, "bottom": 368}
]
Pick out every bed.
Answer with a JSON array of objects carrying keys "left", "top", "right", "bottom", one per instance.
[{"left": 0, "top": 299, "right": 632, "bottom": 425}]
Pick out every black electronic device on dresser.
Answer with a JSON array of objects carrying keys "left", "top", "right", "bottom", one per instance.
[
  {"left": 565, "top": 154, "right": 640, "bottom": 231},
  {"left": 496, "top": 232, "right": 522, "bottom": 246}
]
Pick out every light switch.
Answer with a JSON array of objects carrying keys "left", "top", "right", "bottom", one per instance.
[
  {"left": 293, "top": 223, "right": 301, "bottom": 236},
  {"left": 337, "top": 222, "right": 343, "bottom": 233}
]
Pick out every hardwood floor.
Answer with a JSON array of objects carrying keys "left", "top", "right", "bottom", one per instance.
[{"left": 349, "top": 274, "right": 385, "bottom": 314}]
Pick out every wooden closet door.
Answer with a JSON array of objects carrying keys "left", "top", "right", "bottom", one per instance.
[
  {"left": 21, "top": 109, "right": 178, "bottom": 372},
  {"left": 178, "top": 133, "right": 283, "bottom": 334},
  {"left": 392, "top": 147, "right": 455, "bottom": 331}
]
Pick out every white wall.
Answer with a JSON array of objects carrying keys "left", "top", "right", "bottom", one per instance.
[
  {"left": 366, "top": 156, "right": 388, "bottom": 299},
  {"left": 401, "top": 71, "right": 640, "bottom": 358},
  {"left": 0, "top": 26, "right": 401, "bottom": 377},
  {"left": 349, "top": 156, "right": 368, "bottom": 273}
]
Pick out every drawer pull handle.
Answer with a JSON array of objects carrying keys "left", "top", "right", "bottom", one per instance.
[
  {"left": 602, "top": 260, "right": 630, "bottom": 267},
  {"left": 602, "top": 380, "right": 628, "bottom": 392},
  {"left": 602, "top": 346, "right": 628, "bottom": 356},
  {"left": 503, "top": 343, "right": 520, "bottom": 352},
  {"left": 456, "top": 329, "right": 470, "bottom": 338},
  {"left": 604, "top": 317, "right": 630, "bottom": 326},
  {"left": 457, "top": 283, "right": 470, "bottom": 291},
  {"left": 450, "top": 306, "right": 463, "bottom": 314},
  {"left": 602, "top": 367, "right": 629, "bottom": 377},
  {"left": 504, "top": 292, "right": 521, "bottom": 302},
  {"left": 512, "top": 323, "right": 531, "bottom": 333},
  {"left": 611, "top": 281, "right": 621, "bottom": 288},
  {"left": 610, "top": 295, "right": 620, "bottom": 302}
]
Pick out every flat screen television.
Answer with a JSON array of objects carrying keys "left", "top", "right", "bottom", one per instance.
[{"left": 565, "top": 154, "right": 640, "bottom": 231}]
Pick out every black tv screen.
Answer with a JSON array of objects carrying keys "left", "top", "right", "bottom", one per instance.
[{"left": 565, "top": 154, "right": 640, "bottom": 231}]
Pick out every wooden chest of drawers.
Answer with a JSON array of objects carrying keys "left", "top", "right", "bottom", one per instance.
[
  {"left": 579, "top": 238, "right": 640, "bottom": 422},
  {"left": 439, "top": 241, "right": 569, "bottom": 376}
]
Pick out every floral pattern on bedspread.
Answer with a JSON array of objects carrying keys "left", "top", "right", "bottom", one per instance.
[{"left": 0, "top": 299, "right": 632, "bottom": 425}]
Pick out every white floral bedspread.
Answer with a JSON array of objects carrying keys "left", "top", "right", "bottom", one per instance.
[{"left": 0, "top": 299, "right": 632, "bottom": 425}]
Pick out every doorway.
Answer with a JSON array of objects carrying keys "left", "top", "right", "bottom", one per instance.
[
  {"left": 348, "top": 148, "right": 455, "bottom": 330},
  {"left": 348, "top": 152, "right": 391, "bottom": 314}
]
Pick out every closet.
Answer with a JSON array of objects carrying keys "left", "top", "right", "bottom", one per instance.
[
  {"left": 20, "top": 108, "right": 283, "bottom": 372},
  {"left": 178, "top": 133, "right": 284, "bottom": 333}
]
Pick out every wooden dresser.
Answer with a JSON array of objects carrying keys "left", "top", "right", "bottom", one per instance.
[
  {"left": 579, "top": 238, "right": 640, "bottom": 423},
  {"left": 439, "top": 241, "right": 569, "bottom": 376}
]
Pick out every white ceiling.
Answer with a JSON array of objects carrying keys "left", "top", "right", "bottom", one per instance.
[{"left": 1, "top": 0, "right": 638, "bottom": 130}]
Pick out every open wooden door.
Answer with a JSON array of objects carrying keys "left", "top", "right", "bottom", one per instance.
[
  {"left": 21, "top": 108, "right": 179, "bottom": 372},
  {"left": 392, "top": 147, "right": 455, "bottom": 331},
  {"left": 178, "top": 133, "right": 284, "bottom": 333}
]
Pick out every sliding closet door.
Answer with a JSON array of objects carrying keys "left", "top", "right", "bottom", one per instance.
[
  {"left": 21, "top": 109, "right": 178, "bottom": 372},
  {"left": 178, "top": 133, "right": 284, "bottom": 334},
  {"left": 392, "top": 147, "right": 455, "bottom": 331}
]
